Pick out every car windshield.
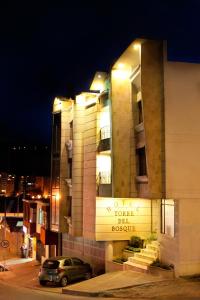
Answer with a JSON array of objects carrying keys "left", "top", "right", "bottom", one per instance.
[{"left": 43, "top": 260, "right": 60, "bottom": 269}]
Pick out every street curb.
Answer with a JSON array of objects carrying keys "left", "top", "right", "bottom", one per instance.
[
  {"left": 62, "top": 278, "right": 169, "bottom": 297},
  {"left": 62, "top": 289, "right": 100, "bottom": 297}
]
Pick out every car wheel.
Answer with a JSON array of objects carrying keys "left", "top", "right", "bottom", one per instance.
[
  {"left": 60, "top": 276, "right": 68, "bottom": 287},
  {"left": 85, "top": 272, "right": 92, "bottom": 280},
  {"left": 39, "top": 280, "right": 47, "bottom": 286}
]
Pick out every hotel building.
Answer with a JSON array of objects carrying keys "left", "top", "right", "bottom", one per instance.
[{"left": 50, "top": 39, "right": 200, "bottom": 276}]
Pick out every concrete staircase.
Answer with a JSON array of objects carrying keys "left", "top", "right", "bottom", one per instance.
[{"left": 124, "top": 241, "right": 159, "bottom": 273}]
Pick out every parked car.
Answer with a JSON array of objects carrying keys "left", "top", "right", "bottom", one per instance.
[{"left": 38, "top": 256, "right": 92, "bottom": 287}]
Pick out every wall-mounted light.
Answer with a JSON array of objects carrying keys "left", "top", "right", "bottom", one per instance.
[
  {"left": 133, "top": 43, "right": 141, "bottom": 50},
  {"left": 112, "top": 69, "right": 130, "bottom": 80},
  {"left": 76, "top": 94, "right": 85, "bottom": 106},
  {"left": 76, "top": 94, "right": 97, "bottom": 106},
  {"left": 55, "top": 193, "right": 60, "bottom": 201},
  {"left": 118, "top": 63, "right": 125, "bottom": 69}
]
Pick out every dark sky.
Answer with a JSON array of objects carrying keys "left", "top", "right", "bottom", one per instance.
[{"left": 0, "top": 0, "right": 200, "bottom": 146}]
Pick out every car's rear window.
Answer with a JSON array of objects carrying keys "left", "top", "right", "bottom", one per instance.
[{"left": 43, "top": 260, "right": 60, "bottom": 269}]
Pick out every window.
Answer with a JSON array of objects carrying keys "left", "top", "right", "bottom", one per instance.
[
  {"left": 136, "top": 147, "right": 147, "bottom": 176},
  {"left": 68, "top": 158, "right": 72, "bottom": 179},
  {"left": 38, "top": 208, "right": 43, "bottom": 225},
  {"left": 64, "top": 259, "right": 72, "bottom": 266},
  {"left": 67, "top": 196, "right": 72, "bottom": 217},
  {"left": 69, "top": 121, "right": 73, "bottom": 140},
  {"left": 43, "top": 211, "right": 48, "bottom": 229},
  {"left": 51, "top": 194, "right": 59, "bottom": 225},
  {"left": 96, "top": 153, "right": 111, "bottom": 184},
  {"left": 72, "top": 258, "right": 83, "bottom": 265},
  {"left": 52, "top": 159, "right": 60, "bottom": 188},
  {"left": 30, "top": 208, "right": 36, "bottom": 223},
  {"left": 138, "top": 100, "right": 143, "bottom": 124},
  {"left": 99, "top": 94, "right": 111, "bottom": 141},
  {"left": 43, "top": 260, "right": 59, "bottom": 269},
  {"left": 52, "top": 113, "right": 61, "bottom": 155},
  {"left": 161, "top": 199, "right": 175, "bottom": 237}
]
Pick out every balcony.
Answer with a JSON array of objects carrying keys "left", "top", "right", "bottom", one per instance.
[
  {"left": 96, "top": 171, "right": 112, "bottom": 197},
  {"left": 97, "top": 126, "right": 111, "bottom": 152},
  {"left": 100, "top": 126, "right": 110, "bottom": 140},
  {"left": 97, "top": 171, "right": 111, "bottom": 184}
]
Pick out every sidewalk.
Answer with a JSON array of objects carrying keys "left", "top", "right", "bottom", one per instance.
[
  {"left": 62, "top": 270, "right": 166, "bottom": 297},
  {"left": 0, "top": 257, "right": 33, "bottom": 267}
]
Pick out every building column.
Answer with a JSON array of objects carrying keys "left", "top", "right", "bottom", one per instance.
[{"left": 105, "top": 241, "right": 113, "bottom": 272}]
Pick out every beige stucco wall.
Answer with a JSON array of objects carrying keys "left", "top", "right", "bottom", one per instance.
[
  {"left": 71, "top": 102, "right": 84, "bottom": 236},
  {"left": 111, "top": 71, "right": 135, "bottom": 198},
  {"left": 83, "top": 104, "right": 97, "bottom": 239},
  {"left": 163, "top": 59, "right": 200, "bottom": 275},
  {"left": 141, "top": 40, "right": 165, "bottom": 199}
]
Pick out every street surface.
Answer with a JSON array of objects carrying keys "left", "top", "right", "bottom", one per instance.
[
  {"left": 0, "top": 260, "right": 200, "bottom": 299},
  {"left": 0, "top": 281, "right": 116, "bottom": 300},
  {"left": 100, "top": 278, "right": 200, "bottom": 300}
]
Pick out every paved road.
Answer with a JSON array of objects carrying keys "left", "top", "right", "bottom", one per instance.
[
  {"left": 0, "top": 281, "right": 116, "bottom": 300},
  {"left": 1, "top": 260, "right": 200, "bottom": 300},
  {"left": 101, "top": 279, "right": 200, "bottom": 300},
  {"left": 0, "top": 260, "right": 64, "bottom": 293}
]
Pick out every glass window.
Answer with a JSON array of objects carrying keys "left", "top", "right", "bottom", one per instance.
[
  {"left": 43, "top": 260, "right": 59, "bottom": 269},
  {"left": 161, "top": 199, "right": 175, "bottom": 237},
  {"left": 138, "top": 100, "right": 143, "bottom": 124},
  {"left": 43, "top": 211, "right": 48, "bottom": 229},
  {"left": 136, "top": 147, "right": 147, "bottom": 176},
  {"left": 96, "top": 153, "right": 111, "bottom": 184},
  {"left": 64, "top": 259, "right": 72, "bottom": 266},
  {"left": 51, "top": 194, "right": 59, "bottom": 225},
  {"left": 52, "top": 113, "right": 61, "bottom": 155},
  {"left": 38, "top": 208, "right": 43, "bottom": 225},
  {"left": 72, "top": 258, "right": 83, "bottom": 265}
]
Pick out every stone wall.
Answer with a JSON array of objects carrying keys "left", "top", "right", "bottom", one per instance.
[{"left": 62, "top": 233, "right": 105, "bottom": 274}]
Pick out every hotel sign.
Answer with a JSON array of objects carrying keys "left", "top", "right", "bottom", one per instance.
[{"left": 96, "top": 197, "right": 151, "bottom": 241}]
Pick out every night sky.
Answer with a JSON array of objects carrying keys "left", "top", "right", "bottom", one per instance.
[{"left": 0, "top": 0, "right": 200, "bottom": 167}]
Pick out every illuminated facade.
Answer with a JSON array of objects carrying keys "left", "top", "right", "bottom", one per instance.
[{"left": 50, "top": 39, "right": 200, "bottom": 276}]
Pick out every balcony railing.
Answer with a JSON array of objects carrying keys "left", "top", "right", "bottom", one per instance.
[
  {"left": 97, "top": 126, "right": 111, "bottom": 152},
  {"left": 96, "top": 171, "right": 111, "bottom": 184},
  {"left": 100, "top": 126, "right": 110, "bottom": 140}
]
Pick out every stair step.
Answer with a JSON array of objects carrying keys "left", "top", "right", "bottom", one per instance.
[
  {"left": 128, "top": 256, "right": 153, "bottom": 266},
  {"left": 146, "top": 244, "right": 159, "bottom": 251},
  {"left": 151, "top": 240, "right": 159, "bottom": 246},
  {"left": 141, "top": 249, "right": 158, "bottom": 257},
  {"left": 134, "top": 253, "right": 156, "bottom": 261},
  {"left": 124, "top": 261, "right": 148, "bottom": 270}
]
